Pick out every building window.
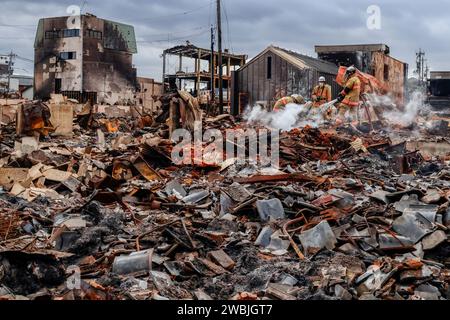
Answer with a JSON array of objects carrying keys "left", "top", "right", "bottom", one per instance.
[
  {"left": 59, "top": 51, "right": 77, "bottom": 60},
  {"left": 267, "top": 56, "right": 272, "bottom": 80},
  {"left": 85, "top": 29, "right": 103, "bottom": 39},
  {"left": 45, "top": 29, "right": 80, "bottom": 39},
  {"left": 384, "top": 64, "right": 389, "bottom": 81},
  {"left": 55, "top": 78, "right": 62, "bottom": 93},
  {"left": 63, "top": 29, "right": 80, "bottom": 37},
  {"left": 45, "top": 30, "right": 59, "bottom": 39}
]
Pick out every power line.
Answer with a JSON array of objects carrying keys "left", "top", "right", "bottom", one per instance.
[
  {"left": 131, "top": 1, "right": 214, "bottom": 22},
  {"left": 0, "top": 24, "right": 36, "bottom": 28},
  {"left": 16, "top": 55, "right": 34, "bottom": 63},
  {"left": 0, "top": 1, "right": 214, "bottom": 28},
  {"left": 80, "top": 0, "right": 88, "bottom": 14},
  {"left": 137, "top": 25, "right": 210, "bottom": 40},
  {"left": 0, "top": 36, "right": 35, "bottom": 39},
  {"left": 221, "top": 0, "right": 234, "bottom": 53},
  {"left": 208, "top": 0, "right": 212, "bottom": 27},
  {"left": 137, "top": 28, "right": 210, "bottom": 44}
]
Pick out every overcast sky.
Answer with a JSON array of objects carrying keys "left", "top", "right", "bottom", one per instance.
[{"left": 1, "top": 0, "right": 449, "bottom": 80}]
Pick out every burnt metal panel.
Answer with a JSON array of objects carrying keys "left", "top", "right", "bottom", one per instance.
[
  {"left": 103, "top": 19, "right": 137, "bottom": 54},
  {"left": 430, "top": 79, "right": 450, "bottom": 97},
  {"left": 317, "top": 51, "right": 372, "bottom": 72},
  {"left": 315, "top": 44, "right": 389, "bottom": 54},
  {"left": 430, "top": 72, "right": 450, "bottom": 80},
  {"left": 371, "top": 52, "right": 406, "bottom": 105}
]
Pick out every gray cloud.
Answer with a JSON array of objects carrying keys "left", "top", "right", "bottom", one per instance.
[{"left": 0, "top": 0, "right": 449, "bottom": 79}]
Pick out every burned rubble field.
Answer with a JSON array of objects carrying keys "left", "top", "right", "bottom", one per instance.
[{"left": 0, "top": 107, "right": 450, "bottom": 300}]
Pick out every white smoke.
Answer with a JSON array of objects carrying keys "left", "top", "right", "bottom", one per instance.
[
  {"left": 244, "top": 90, "right": 431, "bottom": 130},
  {"left": 383, "top": 91, "right": 430, "bottom": 126},
  {"left": 243, "top": 103, "right": 325, "bottom": 131},
  {"left": 365, "top": 92, "right": 397, "bottom": 107}
]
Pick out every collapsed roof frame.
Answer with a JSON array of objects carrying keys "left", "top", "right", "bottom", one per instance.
[{"left": 162, "top": 44, "right": 247, "bottom": 107}]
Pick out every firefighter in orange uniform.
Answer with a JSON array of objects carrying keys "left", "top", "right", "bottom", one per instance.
[
  {"left": 273, "top": 94, "right": 305, "bottom": 112},
  {"left": 312, "top": 76, "right": 332, "bottom": 107},
  {"left": 335, "top": 66, "right": 361, "bottom": 122}
]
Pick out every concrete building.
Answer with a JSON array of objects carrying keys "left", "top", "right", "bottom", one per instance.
[
  {"left": 34, "top": 13, "right": 138, "bottom": 104},
  {"left": 315, "top": 44, "right": 408, "bottom": 105}
]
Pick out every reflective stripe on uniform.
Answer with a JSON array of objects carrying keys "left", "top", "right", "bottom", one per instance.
[{"left": 342, "top": 99, "right": 359, "bottom": 107}]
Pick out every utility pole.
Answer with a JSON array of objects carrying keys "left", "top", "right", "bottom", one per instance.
[
  {"left": 6, "top": 51, "right": 14, "bottom": 95},
  {"left": 5, "top": 51, "right": 14, "bottom": 105},
  {"left": 210, "top": 26, "right": 215, "bottom": 106},
  {"left": 416, "top": 49, "right": 427, "bottom": 85},
  {"left": 216, "top": 0, "right": 223, "bottom": 114}
]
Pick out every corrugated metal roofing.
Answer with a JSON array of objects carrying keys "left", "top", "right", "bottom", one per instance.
[
  {"left": 240, "top": 45, "right": 338, "bottom": 75},
  {"left": 272, "top": 46, "right": 338, "bottom": 75}
]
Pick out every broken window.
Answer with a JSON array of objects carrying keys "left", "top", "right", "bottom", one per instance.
[
  {"left": 45, "top": 29, "right": 80, "bottom": 39},
  {"left": 55, "top": 78, "right": 61, "bottom": 93},
  {"left": 384, "top": 64, "right": 389, "bottom": 81},
  {"left": 85, "top": 29, "right": 103, "bottom": 40},
  {"left": 267, "top": 56, "right": 272, "bottom": 80},
  {"left": 45, "top": 30, "right": 59, "bottom": 39},
  {"left": 59, "top": 52, "right": 77, "bottom": 60},
  {"left": 63, "top": 29, "right": 80, "bottom": 37}
]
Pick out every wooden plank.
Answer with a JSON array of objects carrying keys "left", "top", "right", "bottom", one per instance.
[
  {"left": 48, "top": 103, "right": 73, "bottom": 136},
  {"left": 281, "top": 59, "right": 287, "bottom": 96},
  {"left": 207, "top": 249, "right": 235, "bottom": 270},
  {"left": 0, "top": 168, "right": 29, "bottom": 189},
  {"left": 274, "top": 54, "right": 281, "bottom": 102},
  {"left": 248, "top": 63, "right": 254, "bottom": 105},
  {"left": 16, "top": 104, "right": 24, "bottom": 135},
  {"left": 42, "top": 168, "right": 72, "bottom": 182},
  {"left": 258, "top": 53, "right": 264, "bottom": 104}
]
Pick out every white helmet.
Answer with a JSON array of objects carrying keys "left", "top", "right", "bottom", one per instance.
[
  {"left": 291, "top": 94, "right": 305, "bottom": 104},
  {"left": 346, "top": 66, "right": 356, "bottom": 74},
  {"left": 319, "top": 76, "right": 326, "bottom": 82}
]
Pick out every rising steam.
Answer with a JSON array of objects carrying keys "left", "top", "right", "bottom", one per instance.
[
  {"left": 382, "top": 91, "right": 430, "bottom": 126},
  {"left": 244, "top": 103, "right": 325, "bottom": 131},
  {"left": 244, "top": 90, "right": 430, "bottom": 131}
]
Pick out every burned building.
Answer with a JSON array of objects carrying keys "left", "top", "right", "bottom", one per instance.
[
  {"left": 315, "top": 44, "right": 408, "bottom": 105},
  {"left": 0, "top": 55, "right": 10, "bottom": 76},
  {"left": 162, "top": 43, "right": 247, "bottom": 111},
  {"left": 136, "top": 77, "right": 163, "bottom": 113},
  {"left": 231, "top": 45, "right": 339, "bottom": 114},
  {"left": 428, "top": 71, "right": 450, "bottom": 108},
  {"left": 34, "top": 13, "right": 138, "bottom": 104}
]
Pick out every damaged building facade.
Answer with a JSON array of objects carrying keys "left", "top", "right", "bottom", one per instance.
[
  {"left": 136, "top": 77, "right": 163, "bottom": 113},
  {"left": 231, "top": 46, "right": 339, "bottom": 114},
  {"left": 428, "top": 71, "right": 450, "bottom": 109},
  {"left": 315, "top": 44, "right": 408, "bottom": 105},
  {"left": 0, "top": 55, "right": 9, "bottom": 75},
  {"left": 34, "top": 13, "right": 138, "bottom": 104}
]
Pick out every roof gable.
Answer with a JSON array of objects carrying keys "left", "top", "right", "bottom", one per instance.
[{"left": 239, "top": 45, "right": 338, "bottom": 75}]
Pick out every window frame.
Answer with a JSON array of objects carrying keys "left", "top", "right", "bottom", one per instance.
[
  {"left": 267, "top": 56, "right": 273, "bottom": 80},
  {"left": 45, "top": 29, "right": 80, "bottom": 39},
  {"left": 59, "top": 51, "right": 77, "bottom": 60}
]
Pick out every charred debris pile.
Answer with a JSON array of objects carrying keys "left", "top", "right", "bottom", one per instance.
[{"left": 0, "top": 93, "right": 449, "bottom": 301}]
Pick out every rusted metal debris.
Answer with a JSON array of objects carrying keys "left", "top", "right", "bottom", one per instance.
[{"left": 0, "top": 94, "right": 449, "bottom": 301}]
